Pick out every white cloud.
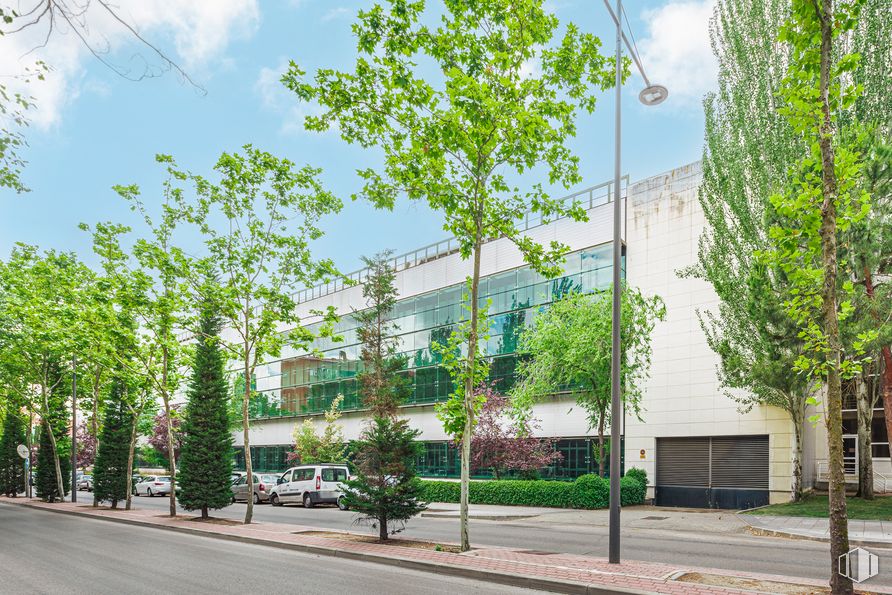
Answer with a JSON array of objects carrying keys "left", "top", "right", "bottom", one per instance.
[
  {"left": 255, "top": 59, "right": 327, "bottom": 136},
  {"left": 0, "top": 0, "right": 260, "bottom": 129},
  {"left": 321, "top": 7, "right": 353, "bottom": 22},
  {"left": 637, "top": 0, "right": 717, "bottom": 108}
]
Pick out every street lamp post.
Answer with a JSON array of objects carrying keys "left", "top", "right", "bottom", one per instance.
[
  {"left": 71, "top": 356, "right": 77, "bottom": 503},
  {"left": 605, "top": 0, "right": 667, "bottom": 565}
]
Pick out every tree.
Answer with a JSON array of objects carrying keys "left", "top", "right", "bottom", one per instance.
[
  {"left": 513, "top": 287, "right": 665, "bottom": 477},
  {"left": 0, "top": 247, "right": 87, "bottom": 502},
  {"left": 147, "top": 406, "right": 182, "bottom": 464},
  {"left": 286, "top": 0, "right": 619, "bottom": 551},
  {"left": 92, "top": 374, "right": 133, "bottom": 509},
  {"left": 0, "top": 406, "right": 26, "bottom": 496},
  {"left": 178, "top": 287, "right": 234, "bottom": 519},
  {"left": 765, "top": 1, "right": 872, "bottom": 591},
  {"left": 469, "top": 384, "right": 561, "bottom": 480},
  {"left": 342, "top": 253, "right": 426, "bottom": 539},
  {"left": 177, "top": 145, "right": 342, "bottom": 525},
  {"left": 289, "top": 395, "right": 348, "bottom": 465},
  {"left": 75, "top": 420, "right": 97, "bottom": 470},
  {"left": 682, "top": 0, "right": 816, "bottom": 502},
  {"left": 343, "top": 418, "right": 425, "bottom": 540}
]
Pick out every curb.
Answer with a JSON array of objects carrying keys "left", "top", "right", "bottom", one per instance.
[
  {"left": 0, "top": 500, "right": 659, "bottom": 595},
  {"left": 743, "top": 523, "right": 892, "bottom": 549}
]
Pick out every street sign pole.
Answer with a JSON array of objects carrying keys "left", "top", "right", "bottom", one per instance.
[{"left": 16, "top": 444, "right": 29, "bottom": 497}]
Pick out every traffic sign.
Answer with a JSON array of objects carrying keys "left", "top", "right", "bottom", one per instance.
[{"left": 16, "top": 444, "right": 28, "bottom": 460}]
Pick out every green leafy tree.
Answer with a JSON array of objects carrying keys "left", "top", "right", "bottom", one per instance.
[
  {"left": 765, "top": 1, "right": 872, "bottom": 590},
  {"left": 290, "top": 395, "right": 348, "bottom": 465},
  {"left": 178, "top": 286, "right": 234, "bottom": 519},
  {"left": 285, "top": 0, "right": 619, "bottom": 549},
  {"left": 0, "top": 406, "right": 26, "bottom": 496},
  {"left": 0, "top": 246, "right": 87, "bottom": 501},
  {"left": 682, "top": 0, "right": 815, "bottom": 501},
  {"left": 176, "top": 145, "right": 342, "bottom": 524},
  {"left": 513, "top": 287, "right": 665, "bottom": 477},
  {"left": 92, "top": 374, "right": 133, "bottom": 509},
  {"left": 342, "top": 253, "right": 426, "bottom": 539}
]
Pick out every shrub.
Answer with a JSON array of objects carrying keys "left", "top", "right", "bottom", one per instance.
[
  {"left": 625, "top": 467, "right": 647, "bottom": 487},
  {"left": 418, "top": 471, "right": 647, "bottom": 509}
]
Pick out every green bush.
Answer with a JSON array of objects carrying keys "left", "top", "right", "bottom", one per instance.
[
  {"left": 624, "top": 467, "right": 647, "bottom": 487},
  {"left": 419, "top": 471, "right": 647, "bottom": 509}
]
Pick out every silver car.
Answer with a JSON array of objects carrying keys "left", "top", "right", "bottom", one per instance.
[
  {"left": 134, "top": 475, "right": 172, "bottom": 497},
  {"left": 76, "top": 474, "right": 93, "bottom": 492},
  {"left": 231, "top": 473, "right": 280, "bottom": 504}
]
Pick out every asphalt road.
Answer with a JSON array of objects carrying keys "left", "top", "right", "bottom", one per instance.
[
  {"left": 0, "top": 503, "right": 541, "bottom": 595},
  {"left": 104, "top": 490, "right": 892, "bottom": 587}
]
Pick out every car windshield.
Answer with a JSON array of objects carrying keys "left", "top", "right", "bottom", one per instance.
[
  {"left": 156, "top": 477, "right": 171, "bottom": 482},
  {"left": 260, "top": 475, "right": 279, "bottom": 483}
]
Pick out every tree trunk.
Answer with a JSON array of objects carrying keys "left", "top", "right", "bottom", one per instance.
[
  {"left": 379, "top": 512, "right": 388, "bottom": 541},
  {"left": 202, "top": 505, "right": 208, "bottom": 520},
  {"left": 92, "top": 370, "right": 101, "bottom": 508},
  {"left": 243, "top": 347, "right": 254, "bottom": 525},
  {"left": 162, "top": 346, "right": 177, "bottom": 517},
  {"left": 460, "top": 233, "right": 483, "bottom": 553},
  {"left": 26, "top": 406, "right": 32, "bottom": 499},
  {"left": 597, "top": 412, "right": 606, "bottom": 478},
  {"left": 817, "top": 1, "right": 851, "bottom": 590},
  {"left": 125, "top": 408, "right": 139, "bottom": 511},
  {"left": 857, "top": 375, "right": 874, "bottom": 499},
  {"left": 790, "top": 398, "right": 804, "bottom": 503},
  {"left": 43, "top": 384, "right": 66, "bottom": 503}
]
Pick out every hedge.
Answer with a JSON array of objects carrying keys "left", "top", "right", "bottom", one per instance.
[{"left": 419, "top": 468, "right": 647, "bottom": 509}]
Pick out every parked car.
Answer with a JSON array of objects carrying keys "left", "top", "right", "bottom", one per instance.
[
  {"left": 134, "top": 475, "right": 173, "bottom": 497},
  {"left": 230, "top": 472, "right": 247, "bottom": 485},
  {"left": 76, "top": 474, "right": 93, "bottom": 492},
  {"left": 268, "top": 464, "right": 349, "bottom": 509},
  {"left": 231, "top": 473, "right": 281, "bottom": 504}
]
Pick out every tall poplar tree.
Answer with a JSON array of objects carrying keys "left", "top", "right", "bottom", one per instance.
[
  {"left": 178, "top": 284, "right": 234, "bottom": 519},
  {"left": 286, "top": 0, "right": 618, "bottom": 551}
]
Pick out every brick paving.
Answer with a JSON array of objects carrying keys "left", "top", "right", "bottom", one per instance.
[{"left": 3, "top": 496, "right": 888, "bottom": 594}]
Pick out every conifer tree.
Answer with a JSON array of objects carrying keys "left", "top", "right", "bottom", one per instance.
[
  {"left": 342, "top": 254, "right": 426, "bottom": 540},
  {"left": 178, "top": 289, "right": 233, "bottom": 519},
  {"left": 93, "top": 375, "right": 133, "bottom": 509},
  {"left": 35, "top": 423, "right": 70, "bottom": 502},
  {"left": 0, "top": 408, "right": 26, "bottom": 496},
  {"left": 35, "top": 361, "right": 71, "bottom": 502}
]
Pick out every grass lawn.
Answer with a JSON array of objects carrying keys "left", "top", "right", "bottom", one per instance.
[{"left": 746, "top": 494, "right": 892, "bottom": 520}]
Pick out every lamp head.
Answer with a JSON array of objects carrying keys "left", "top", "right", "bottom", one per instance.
[{"left": 639, "top": 84, "right": 668, "bottom": 106}]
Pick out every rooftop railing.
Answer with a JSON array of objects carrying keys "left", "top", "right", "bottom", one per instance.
[{"left": 292, "top": 176, "right": 628, "bottom": 305}]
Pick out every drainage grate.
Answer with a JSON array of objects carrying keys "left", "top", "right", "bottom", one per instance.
[{"left": 641, "top": 516, "right": 669, "bottom": 521}]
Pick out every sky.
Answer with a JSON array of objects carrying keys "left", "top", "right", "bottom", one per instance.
[{"left": 0, "top": 0, "right": 718, "bottom": 278}]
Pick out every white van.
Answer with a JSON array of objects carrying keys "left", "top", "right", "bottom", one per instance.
[{"left": 269, "top": 464, "right": 350, "bottom": 510}]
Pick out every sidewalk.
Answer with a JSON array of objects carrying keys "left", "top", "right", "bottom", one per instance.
[
  {"left": 1, "top": 496, "right": 879, "bottom": 595},
  {"left": 741, "top": 513, "right": 892, "bottom": 546}
]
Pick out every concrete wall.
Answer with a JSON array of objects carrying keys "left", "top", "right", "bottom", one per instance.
[{"left": 622, "top": 162, "right": 794, "bottom": 504}]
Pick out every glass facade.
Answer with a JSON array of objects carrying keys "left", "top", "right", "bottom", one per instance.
[
  {"left": 235, "top": 437, "right": 625, "bottom": 479},
  {"left": 246, "top": 243, "right": 621, "bottom": 419}
]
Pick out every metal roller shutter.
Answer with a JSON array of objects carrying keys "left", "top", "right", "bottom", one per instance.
[{"left": 655, "top": 435, "right": 769, "bottom": 509}]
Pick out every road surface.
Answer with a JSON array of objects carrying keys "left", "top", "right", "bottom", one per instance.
[
  {"left": 104, "top": 490, "right": 892, "bottom": 587},
  {"left": 0, "top": 503, "right": 541, "bottom": 595}
]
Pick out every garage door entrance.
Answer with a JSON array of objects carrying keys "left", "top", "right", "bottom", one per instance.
[{"left": 655, "top": 435, "right": 769, "bottom": 509}]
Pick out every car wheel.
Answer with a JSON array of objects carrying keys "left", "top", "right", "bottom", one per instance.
[
  {"left": 270, "top": 494, "right": 281, "bottom": 507},
  {"left": 337, "top": 496, "right": 348, "bottom": 511},
  {"left": 147, "top": 488, "right": 153, "bottom": 497},
  {"left": 253, "top": 493, "right": 260, "bottom": 505},
  {"left": 303, "top": 493, "right": 314, "bottom": 509}
]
